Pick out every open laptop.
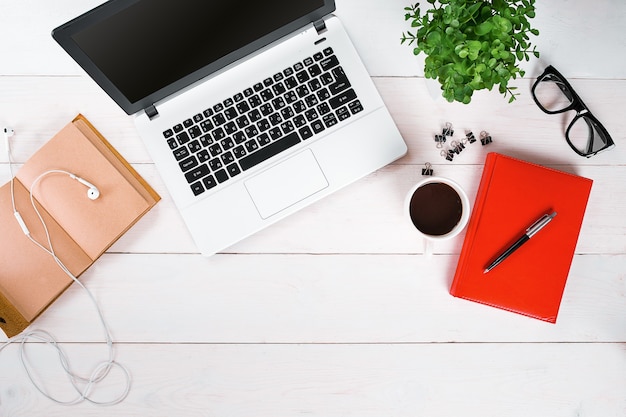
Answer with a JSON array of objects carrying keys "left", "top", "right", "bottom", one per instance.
[{"left": 52, "top": 0, "right": 407, "bottom": 255}]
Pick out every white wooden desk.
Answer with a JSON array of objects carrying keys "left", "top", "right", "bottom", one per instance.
[{"left": 1, "top": 1, "right": 625, "bottom": 415}]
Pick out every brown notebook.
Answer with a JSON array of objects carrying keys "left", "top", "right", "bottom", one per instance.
[{"left": 0, "top": 114, "right": 160, "bottom": 338}]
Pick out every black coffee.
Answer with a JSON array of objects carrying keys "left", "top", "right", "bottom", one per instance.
[{"left": 409, "top": 182, "right": 463, "bottom": 236}]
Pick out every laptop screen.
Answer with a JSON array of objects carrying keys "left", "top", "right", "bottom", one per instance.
[{"left": 53, "top": 0, "right": 334, "bottom": 115}]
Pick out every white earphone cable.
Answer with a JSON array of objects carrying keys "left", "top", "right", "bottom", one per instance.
[{"left": 1, "top": 130, "right": 131, "bottom": 405}]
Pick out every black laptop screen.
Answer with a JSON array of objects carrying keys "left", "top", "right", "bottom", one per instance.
[{"left": 55, "top": 0, "right": 330, "bottom": 113}]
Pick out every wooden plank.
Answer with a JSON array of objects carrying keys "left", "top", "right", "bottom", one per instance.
[
  {"left": 18, "top": 253, "right": 626, "bottom": 343},
  {"left": 1, "top": 342, "right": 625, "bottom": 416}
]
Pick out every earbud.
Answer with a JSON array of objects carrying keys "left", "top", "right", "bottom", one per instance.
[
  {"left": 4, "top": 127, "right": 14, "bottom": 154},
  {"left": 70, "top": 174, "right": 101, "bottom": 200}
]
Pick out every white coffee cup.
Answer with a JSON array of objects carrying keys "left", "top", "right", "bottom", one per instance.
[{"left": 404, "top": 176, "right": 470, "bottom": 254}]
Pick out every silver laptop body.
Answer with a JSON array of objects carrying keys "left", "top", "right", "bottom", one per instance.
[{"left": 53, "top": 0, "right": 407, "bottom": 255}]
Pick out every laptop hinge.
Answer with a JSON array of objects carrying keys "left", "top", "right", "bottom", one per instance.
[
  {"left": 145, "top": 104, "right": 159, "bottom": 120},
  {"left": 314, "top": 19, "right": 327, "bottom": 35}
]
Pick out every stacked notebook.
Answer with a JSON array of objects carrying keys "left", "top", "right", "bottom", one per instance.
[
  {"left": 450, "top": 152, "right": 593, "bottom": 323},
  {"left": 0, "top": 115, "right": 159, "bottom": 338}
]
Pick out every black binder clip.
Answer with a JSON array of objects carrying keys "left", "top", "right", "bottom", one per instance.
[
  {"left": 451, "top": 140, "right": 465, "bottom": 154},
  {"left": 480, "top": 131, "right": 493, "bottom": 145},
  {"left": 434, "top": 134, "right": 446, "bottom": 148},
  {"left": 421, "top": 162, "right": 433, "bottom": 176},
  {"left": 441, "top": 149, "right": 454, "bottom": 161},
  {"left": 442, "top": 122, "right": 454, "bottom": 137},
  {"left": 465, "top": 130, "right": 477, "bottom": 144}
]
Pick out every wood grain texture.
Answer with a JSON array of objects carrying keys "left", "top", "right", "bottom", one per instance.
[{"left": 0, "top": 0, "right": 625, "bottom": 415}]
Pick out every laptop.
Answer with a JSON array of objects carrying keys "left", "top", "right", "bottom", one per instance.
[{"left": 52, "top": 0, "right": 407, "bottom": 255}]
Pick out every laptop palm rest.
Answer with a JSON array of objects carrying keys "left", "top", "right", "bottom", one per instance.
[{"left": 244, "top": 150, "right": 328, "bottom": 219}]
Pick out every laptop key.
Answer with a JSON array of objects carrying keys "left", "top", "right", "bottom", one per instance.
[
  {"left": 233, "top": 131, "right": 247, "bottom": 144},
  {"left": 176, "top": 131, "right": 191, "bottom": 145},
  {"left": 285, "top": 76, "right": 298, "bottom": 90},
  {"left": 203, "top": 175, "right": 217, "bottom": 190},
  {"left": 179, "top": 155, "right": 199, "bottom": 172},
  {"left": 227, "top": 163, "right": 241, "bottom": 177},
  {"left": 239, "top": 132, "right": 301, "bottom": 171},
  {"left": 233, "top": 145, "right": 247, "bottom": 158},
  {"left": 190, "top": 181, "right": 205, "bottom": 196},
  {"left": 167, "top": 138, "right": 178, "bottom": 150},
  {"left": 320, "top": 55, "right": 339, "bottom": 71},
  {"left": 185, "top": 164, "right": 210, "bottom": 183},
  {"left": 189, "top": 125, "right": 202, "bottom": 138},
  {"left": 173, "top": 147, "right": 190, "bottom": 161},
  {"left": 269, "top": 127, "right": 282, "bottom": 140},
  {"left": 329, "top": 89, "right": 357, "bottom": 109},
  {"left": 257, "top": 133, "right": 271, "bottom": 146},
  {"left": 329, "top": 76, "right": 351, "bottom": 95},
  {"left": 322, "top": 113, "right": 338, "bottom": 128},
  {"left": 188, "top": 140, "right": 202, "bottom": 153},
  {"left": 224, "top": 107, "right": 238, "bottom": 120},
  {"left": 212, "top": 113, "right": 226, "bottom": 126},
  {"left": 311, "top": 120, "right": 325, "bottom": 134},
  {"left": 349, "top": 100, "right": 364, "bottom": 114},
  {"left": 208, "top": 158, "right": 223, "bottom": 171},
  {"left": 221, "top": 151, "right": 235, "bottom": 165},
  {"left": 198, "top": 149, "right": 210, "bottom": 162},
  {"left": 299, "top": 126, "right": 313, "bottom": 140},
  {"left": 215, "top": 169, "right": 229, "bottom": 183},
  {"left": 336, "top": 106, "right": 351, "bottom": 121},
  {"left": 209, "top": 143, "right": 222, "bottom": 157},
  {"left": 244, "top": 139, "right": 259, "bottom": 153}
]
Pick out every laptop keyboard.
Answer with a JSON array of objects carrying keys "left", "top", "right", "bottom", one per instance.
[{"left": 162, "top": 47, "right": 364, "bottom": 196}]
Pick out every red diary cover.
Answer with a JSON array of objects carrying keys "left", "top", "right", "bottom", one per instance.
[{"left": 450, "top": 152, "right": 593, "bottom": 323}]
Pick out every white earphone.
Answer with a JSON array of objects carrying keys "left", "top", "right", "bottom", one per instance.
[
  {"left": 1, "top": 126, "right": 129, "bottom": 405},
  {"left": 3, "top": 126, "right": 14, "bottom": 148},
  {"left": 4, "top": 126, "right": 100, "bottom": 201},
  {"left": 69, "top": 173, "right": 100, "bottom": 200}
]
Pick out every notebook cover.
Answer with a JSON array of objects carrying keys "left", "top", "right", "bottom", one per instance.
[
  {"left": 0, "top": 115, "right": 160, "bottom": 338},
  {"left": 450, "top": 152, "right": 593, "bottom": 323}
]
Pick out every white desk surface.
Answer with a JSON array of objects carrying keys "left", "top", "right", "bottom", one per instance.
[{"left": 1, "top": 1, "right": 625, "bottom": 416}]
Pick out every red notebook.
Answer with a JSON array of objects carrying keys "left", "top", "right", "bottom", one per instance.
[{"left": 450, "top": 153, "right": 593, "bottom": 323}]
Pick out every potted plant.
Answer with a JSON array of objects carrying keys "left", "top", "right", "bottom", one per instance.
[{"left": 401, "top": 0, "right": 540, "bottom": 104}]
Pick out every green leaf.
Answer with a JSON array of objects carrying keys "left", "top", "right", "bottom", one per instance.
[
  {"left": 475, "top": 21, "right": 493, "bottom": 36},
  {"left": 427, "top": 30, "right": 442, "bottom": 44}
]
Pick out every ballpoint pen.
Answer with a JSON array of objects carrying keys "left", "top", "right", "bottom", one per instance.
[{"left": 484, "top": 212, "right": 557, "bottom": 274}]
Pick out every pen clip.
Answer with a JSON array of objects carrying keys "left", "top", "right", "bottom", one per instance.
[{"left": 526, "top": 212, "right": 557, "bottom": 237}]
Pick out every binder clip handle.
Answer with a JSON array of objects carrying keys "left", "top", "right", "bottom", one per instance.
[{"left": 480, "top": 130, "right": 493, "bottom": 146}]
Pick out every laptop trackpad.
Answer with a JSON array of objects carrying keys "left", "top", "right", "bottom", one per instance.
[{"left": 244, "top": 150, "right": 329, "bottom": 219}]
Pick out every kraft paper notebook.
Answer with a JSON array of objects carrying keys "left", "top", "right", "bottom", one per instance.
[
  {"left": 0, "top": 115, "right": 160, "bottom": 338},
  {"left": 450, "top": 152, "right": 593, "bottom": 323}
]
